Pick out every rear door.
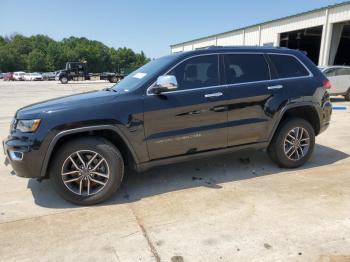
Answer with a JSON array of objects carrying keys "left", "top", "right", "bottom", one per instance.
[
  {"left": 144, "top": 54, "right": 228, "bottom": 160},
  {"left": 223, "top": 53, "right": 280, "bottom": 146}
]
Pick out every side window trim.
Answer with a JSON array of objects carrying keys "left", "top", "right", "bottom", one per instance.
[
  {"left": 263, "top": 54, "right": 273, "bottom": 81},
  {"left": 265, "top": 54, "right": 279, "bottom": 80},
  {"left": 146, "top": 52, "right": 313, "bottom": 96}
]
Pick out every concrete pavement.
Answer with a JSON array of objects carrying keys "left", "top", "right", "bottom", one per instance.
[{"left": 0, "top": 81, "right": 349, "bottom": 261}]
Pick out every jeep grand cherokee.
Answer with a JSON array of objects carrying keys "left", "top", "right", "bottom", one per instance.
[{"left": 3, "top": 47, "right": 332, "bottom": 205}]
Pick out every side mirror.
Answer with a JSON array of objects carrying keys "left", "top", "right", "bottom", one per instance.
[{"left": 151, "top": 75, "right": 178, "bottom": 94}]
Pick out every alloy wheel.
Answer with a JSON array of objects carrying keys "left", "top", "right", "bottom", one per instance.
[
  {"left": 284, "top": 127, "right": 310, "bottom": 161},
  {"left": 61, "top": 150, "right": 110, "bottom": 196}
]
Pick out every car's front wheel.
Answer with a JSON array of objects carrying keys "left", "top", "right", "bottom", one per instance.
[
  {"left": 50, "top": 137, "right": 124, "bottom": 205},
  {"left": 60, "top": 77, "right": 68, "bottom": 84},
  {"left": 109, "top": 76, "right": 119, "bottom": 83},
  {"left": 268, "top": 118, "right": 315, "bottom": 168}
]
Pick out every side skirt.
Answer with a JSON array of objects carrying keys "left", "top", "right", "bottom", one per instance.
[{"left": 135, "top": 142, "right": 269, "bottom": 172}]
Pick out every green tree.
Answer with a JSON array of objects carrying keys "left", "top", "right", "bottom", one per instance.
[
  {"left": 0, "top": 33, "right": 150, "bottom": 73},
  {"left": 27, "top": 50, "right": 47, "bottom": 72}
]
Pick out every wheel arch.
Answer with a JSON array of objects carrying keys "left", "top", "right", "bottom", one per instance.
[
  {"left": 269, "top": 103, "right": 321, "bottom": 143},
  {"left": 40, "top": 125, "right": 138, "bottom": 177}
]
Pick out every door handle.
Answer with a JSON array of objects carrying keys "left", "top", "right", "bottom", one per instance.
[
  {"left": 267, "top": 85, "right": 283, "bottom": 90},
  {"left": 204, "top": 92, "right": 223, "bottom": 98},
  {"left": 213, "top": 106, "right": 226, "bottom": 112}
]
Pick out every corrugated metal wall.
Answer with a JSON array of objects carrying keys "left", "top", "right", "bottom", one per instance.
[
  {"left": 170, "top": 3, "right": 350, "bottom": 65},
  {"left": 217, "top": 31, "right": 244, "bottom": 46}
]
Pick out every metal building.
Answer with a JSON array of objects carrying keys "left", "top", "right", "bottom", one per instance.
[{"left": 170, "top": 1, "right": 350, "bottom": 66}]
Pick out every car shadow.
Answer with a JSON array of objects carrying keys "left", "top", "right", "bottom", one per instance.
[{"left": 26, "top": 144, "right": 349, "bottom": 209}]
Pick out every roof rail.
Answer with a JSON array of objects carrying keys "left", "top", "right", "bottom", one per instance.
[{"left": 205, "top": 45, "right": 289, "bottom": 49}]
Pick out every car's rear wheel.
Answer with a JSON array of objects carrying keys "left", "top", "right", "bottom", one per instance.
[
  {"left": 344, "top": 88, "right": 350, "bottom": 101},
  {"left": 268, "top": 118, "right": 315, "bottom": 168},
  {"left": 50, "top": 137, "right": 124, "bottom": 205}
]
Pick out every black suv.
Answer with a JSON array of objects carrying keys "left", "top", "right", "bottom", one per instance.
[{"left": 3, "top": 47, "right": 332, "bottom": 205}]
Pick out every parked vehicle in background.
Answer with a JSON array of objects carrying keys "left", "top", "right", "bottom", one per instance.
[
  {"left": 55, "top": 62, "right": 124, "bottom": 84},
  {"left": 13, "top": 71, "right": 26, "bottom": 81},
  {"left": 42, "top": 71, "right": 58, "bottom": 81},
  {"left": 23, "top": 72, "right": 43, "bottom": 81},
  {"left": 3, "top": 72, "right": 14, "bottom": 81},
  {"left": 319, "top": 66, "right": 350, "bottom": 100},
  {"left": 3, "top": 47, "right": 332, "bottom": 205},
  {"left": 0, "top": 72, "right": 4, "bottom": 79}
]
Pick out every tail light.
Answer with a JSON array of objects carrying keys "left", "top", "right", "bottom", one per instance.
[{"left": 323, "top": 79, "right": 331, "bottom": 89}]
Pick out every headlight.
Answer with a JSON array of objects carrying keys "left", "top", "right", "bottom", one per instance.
[{"left": 16, "top": 119, "right": 41, "bottom": 133}]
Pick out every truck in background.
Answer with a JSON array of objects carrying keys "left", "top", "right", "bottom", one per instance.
[{"left": 55, "top": 62, "right": 124, "bottom": 84}]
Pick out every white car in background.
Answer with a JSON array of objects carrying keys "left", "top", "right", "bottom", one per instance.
[
  {"left": 13, "top": 71, "right": 26, "bottom": 81},
  {"left": 24, "top": 72, "right": 43, "bottom": 81},
  {"left": 319, "top": 66, "right": 350, "bottom": 101}
]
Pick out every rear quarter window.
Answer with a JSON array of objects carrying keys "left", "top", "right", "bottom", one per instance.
[{"left": 269, "top": 54, "right": 309, "bottom": 79}]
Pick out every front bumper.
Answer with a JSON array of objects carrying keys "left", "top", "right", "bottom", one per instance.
[{"left": 3, "top": 135, "right": 43, "bottom": 178}]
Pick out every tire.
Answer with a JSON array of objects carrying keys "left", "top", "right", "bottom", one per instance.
[
  {"left": 60, "top": 77, "right": 68, "bottom": 84},
  {"left": 109, "top": 76, "right": 118, "bottom": 83},
  {"left": 344, "top": 89, "right": 350, "bottom": 101},
  {"left": 268, "top": 118, "right": 315, "bottom": 168},
  {"left": 50, "top": 137, "right": 124, "bottom": 205}
]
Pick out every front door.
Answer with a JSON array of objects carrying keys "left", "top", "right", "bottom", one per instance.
[{"left": 144, "top": 54, "right": 228, "bottom": 160}]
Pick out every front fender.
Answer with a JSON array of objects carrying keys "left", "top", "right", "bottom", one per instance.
[{"left": 39, "top": 125, "right": 139, "bottom": 177}]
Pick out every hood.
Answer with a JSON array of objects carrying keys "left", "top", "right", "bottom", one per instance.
[{"left": 16, "top": 90, "right": 116, "bottom": 119}]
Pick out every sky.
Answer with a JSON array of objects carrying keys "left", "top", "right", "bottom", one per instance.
[{"left": 0, "top": 0, "right": 346, "bottom": 58}]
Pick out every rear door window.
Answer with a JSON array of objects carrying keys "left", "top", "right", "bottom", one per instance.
[
  {"left": 223, "top": 54, "right": 270, "bottom": 84},
  {"left": 269, "top": 54, "right": 309, "bottom": 78}
]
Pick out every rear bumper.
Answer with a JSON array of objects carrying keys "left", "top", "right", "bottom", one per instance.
[
  {"left": 318, "top": 94, "right": 332, "bottom": 134},
  {"left": 3, "top": 136, "right": 43, "bottom": 178}
]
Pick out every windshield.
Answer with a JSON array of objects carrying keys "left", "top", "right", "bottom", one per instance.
[{"left": 111, "top": 54, "right": 179, "bottom": 92}]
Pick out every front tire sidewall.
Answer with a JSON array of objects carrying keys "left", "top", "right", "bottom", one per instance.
[
  {"left": 60, "top": 77, "right": 68, "bottom": 84},
  {"left": 269, "top": 118, "right": 315, "bottom": 168},
  {"left": 109, "top": 76, "right": 118, "bottom": 83},
  {"left": 50, "top": 138, "right": 124, "bottom": 205}
]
